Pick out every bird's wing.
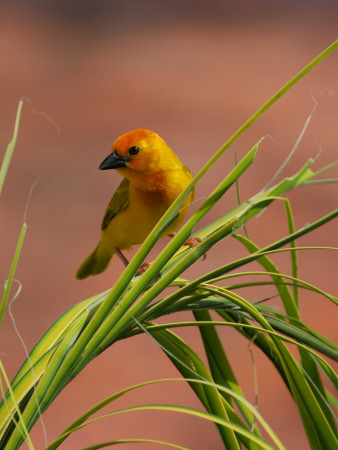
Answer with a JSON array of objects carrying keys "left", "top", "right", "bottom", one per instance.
[{"left": 101, "top": 178, "right": 130, "bottom": 230}]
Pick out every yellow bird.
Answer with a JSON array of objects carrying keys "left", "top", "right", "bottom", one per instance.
[{"left": 76, "top": 129, "right": 195, "bottom": 279}]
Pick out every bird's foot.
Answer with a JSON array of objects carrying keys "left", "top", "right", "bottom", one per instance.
[
  {"left": 185, "top": 236, "right": 206, "bottom": 260},
  {"left": 169, "top": 232, "right": 202, "bottom": 248},
  {"left": 169, "top": 233, "right": 205, "bottom": 259},
  {"left": 184, "top": 237, "right": 202, "bottom": 248},
  {"left": 135, "top": 261, "right": 150, "bottom": 275}
]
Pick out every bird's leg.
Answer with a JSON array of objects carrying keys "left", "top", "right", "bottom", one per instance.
[
  {"left": 114, "top": 248, "right": 130, "bottom": 267},
  {"left": 114, "top": 247, "right": 150, "bottom": 275}
]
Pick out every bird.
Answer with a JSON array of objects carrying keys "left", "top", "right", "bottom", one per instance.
[{"left": 76, "top": 129, "right": 196, "bottom": 279}]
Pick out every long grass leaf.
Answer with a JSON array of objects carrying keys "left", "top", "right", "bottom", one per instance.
[
  {"left": 193, "top": 309, "right": 263, "bottom": 443},
  {"left": 0, "top": 101, "right": 23, "bottom": 196},
  {"left": 0, "top": 360, "right": 34, "bottom": 450},
  {"left": 0, "top": 225, "right": 26, "bottom": 328}
]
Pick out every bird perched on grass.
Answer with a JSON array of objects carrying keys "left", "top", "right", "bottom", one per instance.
[{"left": 76, "top": 129, "right": 195, "bottom": 279}]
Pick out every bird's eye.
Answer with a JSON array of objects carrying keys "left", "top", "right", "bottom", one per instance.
[{"left": 128, "top": 146, "right": 140, "bottom": 156}]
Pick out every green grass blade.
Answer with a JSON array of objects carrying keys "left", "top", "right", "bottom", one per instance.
[
  {"left": 2, "top": 313, "right": 92, "bottom": 449},
  {"left": 81, "top": 438, "right": 189, "bottom": 450},
  {"left": 0, "top": 224, "right": 27, "bottom": 328},
  {"left": 147, "top": 327, "right": 241, "bottom": 449},
  {"left": 64, "top": 404, "right": 278, "bottom": 450},
  {"left": 193, "top": 309, "right": 263, "bottom": 447},
  {"left": 0, "top": 360, "right": 34, "bottom": 450},
  {"left": 0, "top": 101, "right": 23, "bottom": 196},
  {"left": 233, "top": 233, "right": 300, "bottom": 319},
  {"left": 47, "top": 377, "right": 284, "bottom": 450},
  {"left": 283, "top": 199, "right": 299, "bottom": 306}
]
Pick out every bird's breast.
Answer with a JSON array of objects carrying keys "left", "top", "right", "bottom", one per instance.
[
  {"left": 137, "top": 170, "right": 190, "bottom": 202},
  {"left": 101, "top": 168, "right": 193, "bottom": 250}
]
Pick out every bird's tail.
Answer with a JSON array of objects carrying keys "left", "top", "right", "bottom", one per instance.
[{"left": 76, "top": 242, "right": 113, "bottom": 279}]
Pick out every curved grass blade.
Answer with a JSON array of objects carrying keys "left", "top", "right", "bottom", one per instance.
[
  {"left": 46, "top": 377, "right": 284, "bottom": 450},
  {"left": 0, "top": 100, "right": 23, "bottom": 196},
  {"left": 81, "top": 438, "right": 189, "bottom": 450},
  {"left": 0, "top": 361, "right": 34, "bottom": 450},
  {"left": 60, "top": 404, "right": 279, "bottom": 450}
]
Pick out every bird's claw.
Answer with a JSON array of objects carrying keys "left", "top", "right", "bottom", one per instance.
[
  {"left": 135, "top": 261, "right": 150, "bottom": 275},
  {"left": 185, "top": 236, "right": 206, "bottom": 260},
  {"left": 184, "top": 237, "right": 202, "bottom": 248},
  {"left": 169, "top": 233, "right": 201, "bottom": 248}
]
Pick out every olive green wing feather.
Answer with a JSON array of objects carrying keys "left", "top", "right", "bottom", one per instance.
[{"left": 101, "top": 177, "right": 130, "bottom": 230}]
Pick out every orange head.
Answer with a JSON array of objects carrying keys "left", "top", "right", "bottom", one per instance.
[{"left": 99, "top": 129, "right": 182, "bottom": 175}]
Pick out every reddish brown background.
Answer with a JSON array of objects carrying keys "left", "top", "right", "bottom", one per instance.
[{"left": 1, "top": 1, "right": 337, "bottom": 449}]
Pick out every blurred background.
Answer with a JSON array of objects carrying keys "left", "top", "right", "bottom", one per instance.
[{"left": 1, "top": 1, "right": 337, "bottom": 449}]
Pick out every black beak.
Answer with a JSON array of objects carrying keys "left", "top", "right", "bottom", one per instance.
[{"left": 99, "top": 151, "right": 127, "bottom": 170}]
